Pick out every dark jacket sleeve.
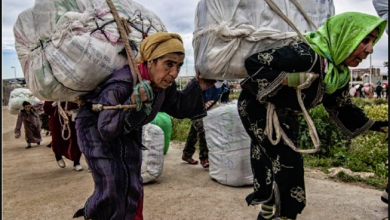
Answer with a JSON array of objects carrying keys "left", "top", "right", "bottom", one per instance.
[
  {"left": 15, "top": 111, "right": 24, "bottom": 136},
  {"left": 322, "top": 84, "right": 375, "bottom": 139},
  {"left": 160, "top": 78, "right": 206, "bottom": 120},
  {"left": 241, "top": 43, "right": 317, "bottom": 100},
  {"left": 97, "top": 83, "right": 133, "bottom": 141}
]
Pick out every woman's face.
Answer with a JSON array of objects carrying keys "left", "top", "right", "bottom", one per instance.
[
  {"left": 148, "top": 53, "right": 185, "bottom": 89},
  {"left": 343, "top": 29, "right": 379, "bottom": 67},
  {"left": 24, "top": 105, "right": 31, "bottom": 111}
]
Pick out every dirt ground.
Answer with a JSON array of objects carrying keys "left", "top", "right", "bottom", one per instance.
[{"left": 2, "top": 106, "right": 388, "bottom": 220}]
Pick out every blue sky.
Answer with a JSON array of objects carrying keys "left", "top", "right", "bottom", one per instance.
[{"left": 2, "top": 0, "right": 388, "bottom": 79}]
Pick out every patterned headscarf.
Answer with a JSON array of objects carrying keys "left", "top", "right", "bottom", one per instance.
[
  {"left": 305, "top": 12, "right": 387, "bottom": 94},
  {"left": 137, "top": 32, "right": 185, "bottom": 63}
]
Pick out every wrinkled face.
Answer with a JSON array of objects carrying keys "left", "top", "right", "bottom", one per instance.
[
  {"left": 24, "top": 105, "right": 31, "bottom": 111},
  {"left": 148, "top": 53, "right": 185, "bottom": 89},
  {"left": 343, "top": 29, "right": 379, "bottom": 67}
]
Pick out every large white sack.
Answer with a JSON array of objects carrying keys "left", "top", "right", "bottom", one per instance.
[
  {"left": 14, "top": 0, "right": 167, "bottom": 101},
  {"left": 203, "top": 103, "right": 253, "bottom": 187},
  {"left": 8, "top": 88, "right": 44, "bottom": 115},
  {"left": 141, "top": 123, "right": 165, "bottom": 184},
  {"left": 193, "top": 0, "right": 335, "bottom": 79},
  {"left": 373, "top": 0, "right": 388, "bottom": 34}
]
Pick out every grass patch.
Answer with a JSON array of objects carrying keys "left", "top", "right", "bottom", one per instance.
[{"left": 170, "top": 97, "right": 388, "bottom": 189}]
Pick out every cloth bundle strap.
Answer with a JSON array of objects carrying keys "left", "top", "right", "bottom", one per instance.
[{"left": 265, "top": 54, "right": 320, "bottom": 154}]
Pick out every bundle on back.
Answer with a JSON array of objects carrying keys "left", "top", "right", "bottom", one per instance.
[
  {"left": 373, "top": 0, "right": 388, "bottom": 33},
  {"left": 8, "top": 88, "right": 44, "bottom": 115},
  {"left": 14, "top": 0, "right": 167, "bottom": 101},
  {"left": 193, "top": 0, "right": 335, "bottom": 80}
]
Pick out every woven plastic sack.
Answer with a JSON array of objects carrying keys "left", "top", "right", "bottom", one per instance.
[
  {"left": 203, "top": 103, "right": 253, "bottom": 186},
  {"left": 8, "top": 88, "right": 44, "bottom": 115},
  {"left": 373, "top": 0, "right": 388, "bottom": 34},
  {"left": 14, "top": 0, "right": 167, "bottom": 101},
  {"left": 141, "top": 123, "right": 165, "bottom": 184},
  {"left": 193, "top": 0, "right": 335, "bottom": 80},
  {"left": 151, "top": 112, "right": 172, "bottom": 155}
]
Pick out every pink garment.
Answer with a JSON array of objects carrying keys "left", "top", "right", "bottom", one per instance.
[{"left": 138, "top": 64, "right": 150, "bottom": 81}]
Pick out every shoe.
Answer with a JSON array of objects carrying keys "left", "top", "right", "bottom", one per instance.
[
  {"left": 257, "top": 213, "right": 271, "bottom": 220},
  {"left": 25, "top": 145, "right": 31, "bottom": 149},
  {"left": 46, "top": 143, "right": 51, "bottom": 148},
  {"left": 182, "top": 156, "right": 199, "bottom": 165},
  {"left": 74, "top": 165, "right": 83, "bottom": 172},
  {"left": 201, "top": 159, "right": 209, "bottom": 168},
  {"left": 381, "top": 184, "right": 388, "bottom": 204},
  {"left": 57, "top": 159, "right": 66, "bottom": 168},
  {"left": 37, "top": 142, "right": 40, "bottom": 146}
]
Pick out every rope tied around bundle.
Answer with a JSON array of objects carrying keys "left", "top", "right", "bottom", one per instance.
[
  {"left": 265, "top": 54, "right": 320, "bottom": 154},
  {"left": 105, "top": 0, "right": 142, "bottom": 88},
  {"left": 57, "top": 102, "right": 71, "bottom": 141}
]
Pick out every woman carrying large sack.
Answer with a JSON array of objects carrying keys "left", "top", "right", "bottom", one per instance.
[
  {"left": 14, "top": 101, "right": 42, "bottom": 149},
  {"left": 238, "top": 12, "right": 388, "bottom": 220},
  {"left": 73, "top": 32, "right": 214, "bottom": 220}
]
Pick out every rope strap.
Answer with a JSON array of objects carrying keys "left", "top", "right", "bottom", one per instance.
[
  {"left": 265, "top": 54, "right": 320, "bottom": 154},
  {"left": 106, "top": 0, "right": 142, "bottom": 87},
  {"left": 57, "top": 102, "right": 71, "bottom": 141},
  {"left": 132, "top": 81, "right": 154, "bottom": 115},
  {"left": 263, "top": 0, "right": 315, "bottom": 45}
]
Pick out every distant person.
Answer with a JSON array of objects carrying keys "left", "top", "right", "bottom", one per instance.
[
  {"left": 382, "top": 160, "right": 388, "bottom": 204},
  {"left": 40, "top": 112, "right": 50, "bottom": 136},
  {"left": 182, "top": 84, "right": 223, "bottom": 168},
  {"left": 15, "top": 101, "right": 42, "bottom": 149},
  {"left": 44, "top": 101, "right": 83, "bottom": 171},
  {"left": 375, "top": 81, "right": 383, "bottom": 98},
  {"left": 381, "top": 83, "right": 387, "bottom": 98},
  {"left": 220, "top": 81, "right": 230, "bottom": 103},
  {"left": 356, "top": 84, "right": 365, "bottom": 97}
]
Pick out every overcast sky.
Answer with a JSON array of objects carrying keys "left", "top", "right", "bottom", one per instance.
[{"left": 2, "top": 0, "right": 388, "bottom": 79}]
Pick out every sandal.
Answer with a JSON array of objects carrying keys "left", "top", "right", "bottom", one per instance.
[
  {"left": 201, "top": 159, "right": 209, "bottom": 168},
  {"left": 182, "top": 156, "right": 198, "bottom": 165}
]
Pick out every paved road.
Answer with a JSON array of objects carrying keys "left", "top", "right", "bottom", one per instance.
[{"left": 2, "top": 107, "right": 388, "bottom": 220}]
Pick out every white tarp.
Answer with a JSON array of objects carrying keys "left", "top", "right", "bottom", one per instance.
[
  {"left": 14, "top": 0, "right": 167, "bottom": 101},
  {"left": 193, "top": 0, "right": 335, "bottom": 79},
  {"left": 8, "top": 88, "right": 44, "bottom": 115},
  {"left": 373, "top": 0, "right": 388, "bottom": 34},
  {"left": 203, "top": 103, "right": 253, "bottom": 187},
  {"left": 141, "top": 123, "right": 165, "bottom": 184}
]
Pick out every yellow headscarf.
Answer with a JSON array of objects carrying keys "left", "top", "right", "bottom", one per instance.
[{"left": 137, "top": 32, "right": 185, "bottom": 63}]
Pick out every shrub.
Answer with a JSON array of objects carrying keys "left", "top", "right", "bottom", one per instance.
[{"left": 171, "top": 118, "right": 192, "bottom": 142}]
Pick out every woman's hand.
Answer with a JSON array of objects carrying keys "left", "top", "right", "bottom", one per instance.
[
  {"left": 130, "top": 80, "right": 151, "bottom": 104},
  {"left": 205, "top": 100, "right": 214, "bottom": 110},
  {"left": 196, "top": 70, "right": 216, "bottom": 90}
]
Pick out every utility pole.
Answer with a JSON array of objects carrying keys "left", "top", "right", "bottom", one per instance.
[
  {"left": 11, "top": 66, "right": 16, "bottom": 80},
  {"left": 369, "top": 54, "right": 372, "bottom": 84}
]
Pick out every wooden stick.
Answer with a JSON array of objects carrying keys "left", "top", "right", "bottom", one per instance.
[
  {"left": 92, "top": 104, "right": 138, "bottom": 111},
  {"left": 105, "top": 0, "right": 142, "bottom": 87}
]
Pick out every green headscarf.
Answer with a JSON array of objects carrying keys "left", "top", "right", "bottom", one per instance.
[{"left": 304, "top": 12, "right": 387, "bottom": 94}]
